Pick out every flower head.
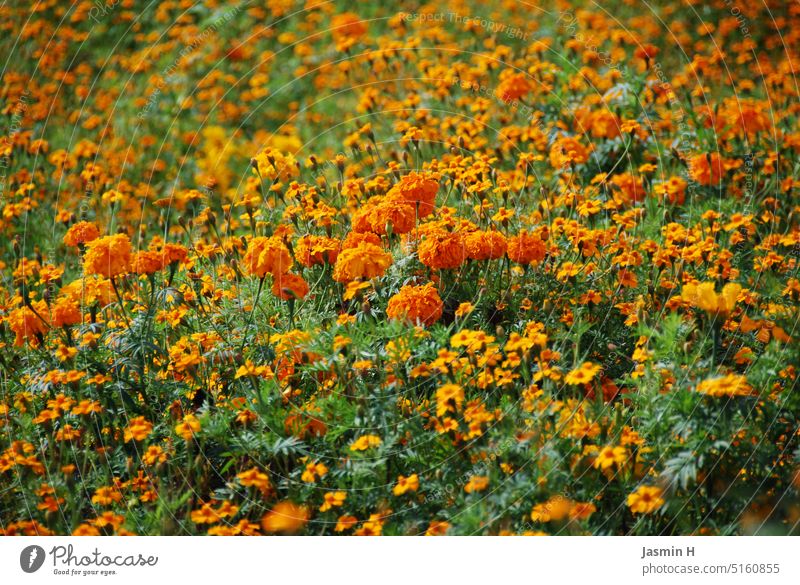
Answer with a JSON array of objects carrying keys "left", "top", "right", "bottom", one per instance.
[
  {"left": 627, "top": 486, "right": 664, "bottom": 514},
  {"left": 83, "top": 234, "right": 132, "bottom": 278},
  {"left": 243, "top": 236, "right": 292, "bottom": 278},
  {"left": 386, "top": 283, "right": 443, "bottom": 326}
]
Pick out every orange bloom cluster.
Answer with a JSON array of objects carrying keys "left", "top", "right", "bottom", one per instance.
[{"left": 386, "top": 283, "right": 444, "bottom": 326}]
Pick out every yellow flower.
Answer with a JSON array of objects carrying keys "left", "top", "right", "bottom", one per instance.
[
  {"left": 454, "top": 302, "right": 474, "bottom": 318},
  {"left": 425, "top": 520, "right": 450, "bottom": 536},
  {"left": 349, "top": 435, "right": 382, "bottom": 451},
  {"left": 261, "top": 501, "right": 309, "bottom": 534},
  {"left": 464, "top": 475, "right": 489, "bottom": 493},
  {"left": 319, "top": 491, "right": 347, "bottom": 512},
  {"left": 392, "top": 474, "right": 419, "bottom": 496},
  {"left": 237, "top": 467, "right": 272, "bottom": 494},
  {"left": 627, "top": 486, "right": 664, "bottom": 514},
  {"left": 123, "top": 416, "right": 153, "bottom": 442},
  {"left": 681, "top": 281, "right": 741, "bottom": 315},
  {"left": 696, "top": 374, "right": 752, "bottom": 398},
  {"left": 436, "top": 384, "right": 464, "bottom": 417},
  {"left": 175, "top": 414, "right": 200, "bottom": 440},
  {"left": 565, "top": 362, "right": 602, "bottom": 385},
  {"left": 301, "top": 461, "right": 329, "bottom": 483},
  {"left": 592, "top": 445, "right": 629, "bottom": 470},
  {"left": 82, "top": 234, "right": 132, "bottom": 278}
]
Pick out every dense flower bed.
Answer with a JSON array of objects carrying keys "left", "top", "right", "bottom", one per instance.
[{"left": 0, "top": 0, "right": 798, "bottom": 535}]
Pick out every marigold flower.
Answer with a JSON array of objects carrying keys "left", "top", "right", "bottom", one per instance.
[
  {"left": 592, "top": 445, "right": 629, "bottom": 470},
  {"left": 242, "top": 236, "right": 292, "bottom": 278},
  {"left": 261, "top": 501, "right": 309, "bottom": 534},
  {"left": 565, "top": 362, "right": 602, "bottom": 385},
  {"left": 386, "top": 283, "right": 443, "bottom": 326},
  {"left": 627, "top": 486, "right": 664, "bottom": 514},
  {"left": 688, "top": 152, "right": 727, "bottom": 186},
  {"left": 454, "top": 302, "right": 474, "bottom": 318},
  {"left": 464, "top": 475, "right": 489, "bottom": 493},
  {"left": 272, "top": 272, "right": 309, "bottom": 300},
  {"left": 386, "top": 172, "right": 439, "bottom": 218},
  {"left": 392, "top": 474, "right": 419, "bottom": 496},
  {"left": 175, "top": 414, "right": 201, "bottom": 440},
  {"left": 132, "top": 250, "right": 163, "bottom": 275},
  {"left": 425, "top": 520, "right": 450, "bottom": 536},
  {"left": 301, "top": 461, "right": 329, "bottom": 483},
  {"left": 7, "top": 301, "right": 49, "bottom": 346},
  {"left": 331, "top": 12, "right": 367, "bottom": 40},
  {"left": 681, "top": 281, "right": 741, "bottom": 315},
  {"left": 335, "top": 515, "right": 359, "bottom": 532},
  {"left": 295, "top": 234, "right": 339, "bottom": 266},
  {"left": 156, "top": 243, "right": 188, "bottom": 266},
  {"left": 368, "top": 198, "right": 417, "bottom": 235},
  {"left": 342, "top": 231, "right": 382, "bottom": 249},
  {"left": 333, "top": 242, "right": 392, "bottom": 282},
  {"left": 507, "top": 230, "right": 546, "bottom": 265},
  {"left": 695, "top": 374, "right": 752, "bottom": 398},
  {"left": 436, "top": 383, "right": 464, "bottom": 417},
  {"left": 496, "top": 71, "right": 532, "bottom": 102},
  {"left": 418, "top": 230, "right": 465, "bottom": 270},
  {"left": 251, "top": 147, "right": 299, "bottom": 182},
  {"left": 349, "top": 434, "right": 382, "bottom": 451},
  {"left": 465, "top": 230, "right": 507, "bottom": 260},
  {"left": 549, "top": 135, "right": 590, "bottom": 168},
  {"left": 530, "top": 496, "right": 573, "bottom": 522},
  {"left": 123, "top": 416, "right": 153, "bottom": 442},
  {"left": 319, "top": 491, "right": 347, "bottom": 512},
  {"left": 83, "top": 234, "right": 132, "bottom": 278},
  {"left": 63, "top": 221, "right": 100, "bottom": 247},
  {"left": 237, "top": 467, "right": 272, "bottom": 494}
]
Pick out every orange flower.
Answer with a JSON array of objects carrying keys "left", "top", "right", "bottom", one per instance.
[
  {"left": 425, "top": 520, "right": 450, "bottom": 536},
  {"left": 688, "top": 153, "right": 728, "bottom": 186},
  {"left": 393, "top": 474, "right": 420, "bottom": 496},
  {"left": 50, "top": 295, "right": 81, "bottom": 328},
  {"left": 242, "top": 236, "right": 292, "bottom": 278},
  {"left": 464, "top": 475, "right": 489, "bottom": 493},
  {"left": 386, "top": 283, "right": 443, "bottom": 326},
  {"left": 272, "top": 272, "right": 309, "bottom": 300},
  {"left": 261, "top": 501, "right": 309, "bottom": 534},
  {"left": 331, "top": 12, "right": 367, "bottom": 41},
  {"left": 696, "top": 374, "right": 752, "bottom": 398},
  {"left": 368, "top": 198, "right": 417, "bottom": 235},
  {"left": 386, "top": 172, "right": 439, "bottom": 218},
  {"left": 132, "top": 250, "right": 163, "bottom": 275},
  {"left": 175, "top": 414, "right": 200, "bottom": 440},
  {"left": 7, "top": 301, "right": 49, "bottom": 346},
  {"left": 342, "top": 231, "right": 381, "bottom": 249},
  {"left": 627, "top": 486, "right": 664, "bottom": 514},
  {"left": 83, "top": 234, "right": 132, "bottom": 278},
  {"left": 634, "top": 44, "right": 660, "bottom": 61},
  {"left": 155, "top": 243, "right": 188, "bottom": 266},
  {"left": 465, "top": 230, "right": 507, "bottom": 260},
  {"left": 295, "top": 234, "right": 339, "bottom": 267},
  {"left": 507, "top": 230, "right": 546, "bottom": 265},
  {"left": 549, "top": 135, "right": 590, "bottom": 168},
  {"left": 418, "top": 230, "right": 465, "bottom": 270},
  {"left": 609, "top": 173, "right": 645, "bottom": 204},
  {"left": 63, "top": 221, "right": 100, "bottom": 247},
  {"left": 565, "top": 362, "right": 602, "bottom": 385},
  {"left": 123, "top": 416, "right": 153, "bottom": 442},
  {"left": 237, "top": 467, "right": 272, "bottom": 494},
  {"left": 681, "top": 281, "right": 741, "bottom": 315},
  {"left": 496, "top": 71, "right": 532, "bottom": 102},
  {"left": 333, "top": 242, "right": 392, "bottom": 282}
]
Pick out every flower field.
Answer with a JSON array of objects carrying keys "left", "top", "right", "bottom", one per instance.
[{"left": 1, "top": 0, "right": 799, "bottom": 536}]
